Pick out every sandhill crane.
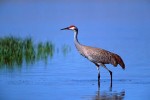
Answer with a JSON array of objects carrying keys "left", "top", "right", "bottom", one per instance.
[{"left": 61, "top": 25, "right": 125, "bottom": 87}]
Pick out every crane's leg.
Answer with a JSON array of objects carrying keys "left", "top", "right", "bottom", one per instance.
[
  {"left": 101, "top": 64, "right": 112, "bottom": 88},
  {"left": 97, "top": 67, "right": 100, "bottom": 82},
  {"left": 95, "top": 63, "right": 100, "bottom": 88}
]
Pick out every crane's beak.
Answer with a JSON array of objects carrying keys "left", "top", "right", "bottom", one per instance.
[{"left": 61, "top": 27, "right": 69, "bottom": 30}]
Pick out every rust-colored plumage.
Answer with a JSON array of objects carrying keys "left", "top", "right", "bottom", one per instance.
[{"left": 61, "top": 25, "right": 125, "bottom": 87}]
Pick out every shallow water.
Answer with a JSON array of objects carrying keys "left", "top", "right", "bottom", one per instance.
[{"left": 0, "top": 0, "right": 150, "bottom": 100}]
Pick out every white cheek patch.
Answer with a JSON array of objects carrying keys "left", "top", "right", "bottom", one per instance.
[{"left": 69, "top": 27, "right": 75, "bottom": 30}]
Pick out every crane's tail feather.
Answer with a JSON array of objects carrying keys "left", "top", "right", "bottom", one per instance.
[{"left": 113, "top": 54, "right": 125, "bottom": 70}]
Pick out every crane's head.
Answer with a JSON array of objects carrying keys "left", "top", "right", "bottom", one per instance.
[{"left": 61, "top": 25, "right": 78, "bottom": 31}]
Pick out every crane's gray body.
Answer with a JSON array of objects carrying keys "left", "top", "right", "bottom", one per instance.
[{"left": 74, "top": 30, "right": 125, "bottom": 69}]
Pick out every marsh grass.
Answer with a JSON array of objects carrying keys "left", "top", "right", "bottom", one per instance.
[
  {"left": 61, "top": 44, "right": 71, "bottom": 57},
  {"left": 0, "top": 37, "right": 24, "bottom": 67},
  {"left": 0, "top": 36, "right": 70, "bottom": 68},
  {"left": 37, "top": 42, "right": 55, "bottom": 64}
]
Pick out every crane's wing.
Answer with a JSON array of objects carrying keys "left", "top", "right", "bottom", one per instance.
[{"left": 84, "top": 46, "right": 125, "bottom": 69}]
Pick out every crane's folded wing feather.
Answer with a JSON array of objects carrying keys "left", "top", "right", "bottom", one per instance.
[{"left": 82, "top": 46, "right": 125, "bottom": 69}]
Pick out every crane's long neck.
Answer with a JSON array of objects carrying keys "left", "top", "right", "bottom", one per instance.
[
  {"left": 74, "top": 29, "right": 80, "bottom": 46},
  {"left": 73, "top": 29, "right": 83, "bottom": 52}
]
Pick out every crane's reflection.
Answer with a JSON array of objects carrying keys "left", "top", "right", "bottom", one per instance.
[
  {"left": 93, "top": 90, "right": 125, "bottom": 100},
  {"left": 94, "top": 80, "right": 125, "bottom": 100}
]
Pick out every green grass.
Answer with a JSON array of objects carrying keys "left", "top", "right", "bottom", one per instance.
[
  {"left": 0, "top": 37, "right": 53, "bottom": 67},
  {"left": 0, "top": 36, "right": 71, "bottom": 68},
  {"left": 0, "top": 37, "right": 24, "bottom": 66},
  {"left": 37, "top": 41, "right": 55, "bottom": 63}
]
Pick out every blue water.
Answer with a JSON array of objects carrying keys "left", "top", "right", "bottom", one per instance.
[{"left": 0, "top": 0, "right": 150, "bottom": 100}]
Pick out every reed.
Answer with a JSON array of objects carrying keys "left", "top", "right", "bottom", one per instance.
[
  {"left": 0, "top": 36, "right": 71, "bottom": 68},
  {"left": 0, "top": 37, "right": 54, "bottom": 67}
]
